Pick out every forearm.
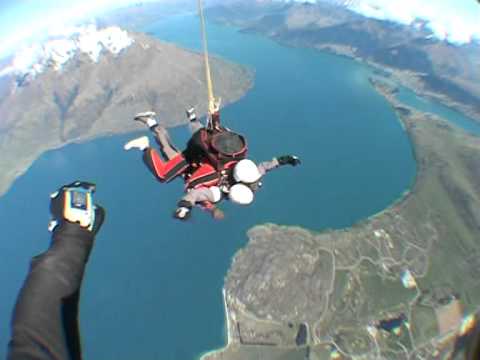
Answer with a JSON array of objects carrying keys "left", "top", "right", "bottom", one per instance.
[
  {"left": 258, "top": 155, "right": 301, "bottom": 175},
  {"left": 181, "top": 187, "right": 219, "bottom": 207},
  {"left": 257, "top": 158, "right": 280, "bottom": 176},
  {"left": 8, "top": 222, "right": 94, "bottom": 360}
]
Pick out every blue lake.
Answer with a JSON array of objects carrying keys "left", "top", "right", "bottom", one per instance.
[
  {"left": 396, "top": 86, "right": 480, "bottom": 136},
  {"left": 0, "top": 15, "right": 417, "bottom": 359}
]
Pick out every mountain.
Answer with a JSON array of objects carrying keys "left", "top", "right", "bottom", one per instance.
[
  {"left": 0, "top": 27, "right": 253, "bottom": 197},
  {"left": 0, "top": 26, "right": 135, "bottom": 84},
  {"left": 206, "top": 0, "right": 480, "bottom": 122},
  {"left": 203, "top": 0, "right": 289, "bottom": 27}
]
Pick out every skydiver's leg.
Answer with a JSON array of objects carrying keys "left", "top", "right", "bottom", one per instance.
[
  {"left": 151, "top": 125, "right": 180, "bottom": 161},
  {"left": 129, "top": 112, "right": 188, "bottom": 181},
  {"left": 186, "top": 107, "right": 204, "bottom": 134},
  {"left": 174, "top": 186, "right": 223, "bottom": 220},
  {"left": 211, "top": 111, "right": 221, "bottom": 130},
  {"left": 133, "top": 111, "right": 180, "bottom": 161},
  {"left": 189, "top": 120, "right": 203, "bottom": 134},
  {"left": 127, "top": 128, "right": 187, "bottom": 183}
]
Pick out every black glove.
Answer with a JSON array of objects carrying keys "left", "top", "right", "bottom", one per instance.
[
  {"left": 277, "top": 155, "right": 301, "bottom": 167},
  {"left": 173, "top": 200, "right": 192, "bottom": 221},
  {"left": 49, "top": 181, "right": 105, "bottom": 235}
]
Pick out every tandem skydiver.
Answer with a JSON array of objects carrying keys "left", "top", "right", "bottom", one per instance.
[{"left": 123, "top": 108, "right": 301, "bottom": 220}]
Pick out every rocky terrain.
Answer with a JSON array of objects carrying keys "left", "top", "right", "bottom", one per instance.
[
  {"left": 0, "top": 30, "right": 253, "bottom": 197},
  {"left": 206, "top": 0, "right": 480, "bottom": 123},
  {"left": 203, "top": 80, "right": 480, "bottom": 359}
]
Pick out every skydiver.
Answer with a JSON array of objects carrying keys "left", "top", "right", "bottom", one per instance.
[{"left": 123, "top": 109, "right": 301, "bottom": 220}]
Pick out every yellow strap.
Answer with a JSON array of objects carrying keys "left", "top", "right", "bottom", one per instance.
[{"left": 198, "top": 0, "right": 217, "bottom": 115}]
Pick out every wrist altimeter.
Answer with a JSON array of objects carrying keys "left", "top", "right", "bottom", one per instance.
[{"left": 49, "top": 182, "right": 97, "bottom": 232}]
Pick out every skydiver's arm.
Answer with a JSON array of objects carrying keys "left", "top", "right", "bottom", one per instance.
[
  {"left": 8, "top": 223, "right": 94, "bottom": 360},
  {"left": 175, "top": 187, "right": 224, "bottom": 220},
  {"left": 198, "top": 201, "right": 225, "bottom": 220},
  {"left": 257, "top": 158, "right": 280, "bottom": 176},
  {"left": 258, "top": 155, "right": 301, "bottom": 176},
  {"left": 182, "top": 187, "right": 219, "bottom": 205},
  {"left": 8, "top": 182, "right": 104, "bottom": 360}
]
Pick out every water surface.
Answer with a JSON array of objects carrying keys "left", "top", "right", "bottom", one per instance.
[{"left": 397, "top": 86, "right": 480, "bottom": 136}]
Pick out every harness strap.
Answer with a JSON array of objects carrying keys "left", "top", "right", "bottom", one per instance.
[{"left": 185, "top": 163, "right": 221, "bottom": 189}]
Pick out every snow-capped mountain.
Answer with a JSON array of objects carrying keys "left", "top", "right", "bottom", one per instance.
[{"left": 0, "top": 25, "right": 134, "bottom": 83}]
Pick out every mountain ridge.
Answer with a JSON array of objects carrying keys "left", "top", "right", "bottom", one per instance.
[
  {"left": 0, "top": 25, "right": 134, "bottom": 85},
  {"left": 0, "top": 31, "right": 253, "bottom": 197},
  {"left": 206, "top": 0, "right": 480, "bottom": 122}
]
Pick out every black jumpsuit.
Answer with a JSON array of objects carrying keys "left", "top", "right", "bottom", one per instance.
[{"left": 7, "top": 222, "right": 94, "bottom": 360}]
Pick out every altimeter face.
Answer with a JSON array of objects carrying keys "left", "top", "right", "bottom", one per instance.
[{"left": 71, "top": 191, "right": 87, "bottom": 210}]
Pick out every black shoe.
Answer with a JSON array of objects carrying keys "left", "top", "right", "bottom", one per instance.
[{"left": 186, "top": 107, "right": 197, "bottom": 122}]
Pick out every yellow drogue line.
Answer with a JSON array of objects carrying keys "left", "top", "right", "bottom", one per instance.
[{"left": 198, "top": 0, "right": 217, "bottom": 116}]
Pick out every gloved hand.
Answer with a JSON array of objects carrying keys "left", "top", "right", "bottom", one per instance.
[
  {"left": 49, "top": 181, "right": 105, "bottom": 235},
  {"left": 174, "top": 207, "right": 191, "bottom": 220},
  {"left": 277, "top": 155, "right": 301, "bottom": 167},
  {"left": 173, "top": 200, "right": 192, "bottom": 221},
  {"left": 211, "top": 207, "right": 225, "bottom": 221}
]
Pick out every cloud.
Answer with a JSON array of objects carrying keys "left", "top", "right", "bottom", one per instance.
[
  {"left": 0, "top": 0, "right": 158, "bottom": 57},
  {"left": 0, "top": 25, "right": 134, "bottom": 79},
  {"left": 342, "top": 0, "right": 480, "bottom": 45}
]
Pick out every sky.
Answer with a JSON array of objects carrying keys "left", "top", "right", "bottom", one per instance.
[
  {"left": 0, "top": 0, "right": 479, "bottom": 57},
  {"left": 0, "top": 0, "right": 160, "bottom": 57}
]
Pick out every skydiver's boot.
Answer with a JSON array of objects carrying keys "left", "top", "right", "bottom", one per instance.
[
  {"left": 186, "top": 107, "right": 203, "bottom": 133},
  {"left": 186, "top": 107, "right": 197, "bottom": 122},
  {"left": 124, "top": 136, "right": 150, "bottom": 151},
  {"left": 134, "top": 111, "right": 158, "bottom": 129}
]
